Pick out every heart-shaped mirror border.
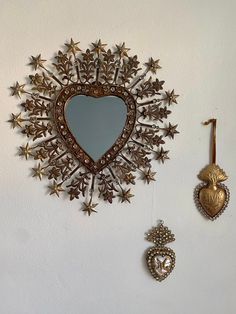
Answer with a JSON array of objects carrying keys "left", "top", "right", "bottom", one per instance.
[
  {"left": 55, "top": 83, "right": 136, "bottom": 174},
  {"left": 9, "top": 39, "right": 179, "bottom": 215}
]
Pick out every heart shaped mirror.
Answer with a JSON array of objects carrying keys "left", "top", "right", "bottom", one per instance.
[
  {"left": 65, "top": 95, "right": 127, "bottom": 162},
  {"left": 9, "top": 39, "right": 179, "bottom": 215}
]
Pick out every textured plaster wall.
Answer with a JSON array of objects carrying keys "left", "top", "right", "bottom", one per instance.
[{"left": 0, "top": 1, "right": 236, "bottom": 314}]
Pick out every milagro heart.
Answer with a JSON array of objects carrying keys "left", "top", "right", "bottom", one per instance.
[
  {"left": 146, "top": 246, "right": 176, "bottom": 281},
  {"left": 54, "top": 83, "right": 136, "bottom": 174},
  {"left": 199, "top": 184, "right": 226, "bottom": 218}
]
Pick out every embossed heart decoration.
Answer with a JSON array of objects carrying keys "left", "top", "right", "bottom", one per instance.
[
  {"left": 194, "top": 119, "right": 230, "bottom": 220},
  {"left": 195, "top": 164, "right": 230, "bottom": 220},
  {"left": 145, "top": 221, "right": 176, "bottom": 282},
  {"left": 9, "top": 39, "right": 179, "bottom": 215}
]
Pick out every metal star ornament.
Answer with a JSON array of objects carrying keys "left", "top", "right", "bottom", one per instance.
[
  {"left": 115, "top": 43, "right": 130, "bottom": 58},
  {"left": 29, "top": 54, "right": 46, "bottom": 71},
  {"left": 8, "top": 113, "right": 23, "bottom": 128},
  {"left": 145, "top": 58, "right": 161, "bottom": 74},
  {"left": 82, "top": 202, "right": 98, "bottom": 216},
  {"left": 19, "top": 143, "right": 33, "bottom": 160},
  {"left": 123, "top": 173, "right": 136, "bottom": 185},
  {"left": 164, "top": 123, "right": 179, "bottom": 139},
  {"left": 92, "top": 39, "right": 107, "bottom": 55},
  {"left": 119, "top": 189, "right": 134, "bottom": 203},
  {"left": 32, "top": 163, "right": 45, "bottom": 180},
  {"left": 49, "top": 181, "right": 64, "bottom": 197},
  {"left": 10, "top": 82, "right": 26, "bottom": 98},
  {"left": 156, "top": 147, "right": 169, "bottom": 163},
  {"left": 143, "top": 169, "right": 156, "bottom": 184},
  {"left": 165, "top": 90, "right": 179, "bottom": 105},
  {"left": 65, "top": 38, "right": 81, "bottom": 55}
]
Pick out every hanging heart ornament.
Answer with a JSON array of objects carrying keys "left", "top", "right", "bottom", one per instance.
[
  {"left": 195, "top": 164, "right": 230, "bottom": 219},
  {"left": 145, "top": 221, "right": 176, "bottom": 282},
  {"left": 195, "top": 119, "right": 230, "bottom": 220}
]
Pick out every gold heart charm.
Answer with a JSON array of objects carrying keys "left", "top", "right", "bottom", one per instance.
[
  {"left": 195, "top": 164, "right": 230, "bottom": 220},
  {"left": 195, "top": 119, "right": 230, "bottom": 220},
  {"left": 146, "top": 247, "right": 175, "bottom": 281},
  {"left": 145, "top": 221, "right": 176, "bottom": 282}
]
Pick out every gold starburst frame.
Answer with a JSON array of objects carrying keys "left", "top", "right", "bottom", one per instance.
[{"left": 9, "top": 39, "right": 179, "bottom": 215}]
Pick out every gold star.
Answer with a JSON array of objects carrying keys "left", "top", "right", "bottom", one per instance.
[
  {"left": 8, "top": 113, "right": 23, "bottom": 128},
  {"left": 29, "top": 54, "right": 46, "bottom": 70},
  {"left": 82, "top": 202, "right": 98, "bottom": 216},
  {"left": 92, "top": 39, "right": 107, "bottom": 54},
  {"left": 10, "top": 82, "right": 26, "bottom": 98},
  {"left": 145, "top": 58, "right": 161, "bottom": 74},
  {"left": 32, "top": 163, "right": 45, "bottom": 180},
  {"left": 164, "top": 123, "right": 179, "bottom": 139},
  {"left": 115, "top": 42, "right": 130, "bottom": 58},
  {"left": 19, "top": 143, "right": 33, "bottom": 160},
  {"left": 156, "top": 147, "right": 169, "bottom": 164},
  {"left": 65, "top": 38, "right": 81, "bottom": 55},
  {"left": 164, "top": 89, "right": 179, "bottom": 105},
  {"left": 143, "top": 169, "right": 156, "bottom": 184},
  {"left": 119, "top": 189, "right": 134, "bottom": 203},
  {"left": 49, "top": 181, "right": 64, "bottom": 197},
  {"left": 123, "top": 173, "right": 136, "bottom": 185}
]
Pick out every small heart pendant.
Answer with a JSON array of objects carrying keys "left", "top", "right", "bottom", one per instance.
[
  {"left": 145, "top": 221, "right": 176, "bottom": 282},
  {"left": 146, "top": 246, "right": 175, "bottom": 281},
  {"left": 195, "top": 119, "right": 230, "bottom": 220},
  {"left": 195, "top": 164, "right": 230, "bottom": 220}
]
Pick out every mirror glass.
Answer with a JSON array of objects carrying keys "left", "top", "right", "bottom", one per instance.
[{"left": 65, "top": 95, "right": 127, "bottom": 161}]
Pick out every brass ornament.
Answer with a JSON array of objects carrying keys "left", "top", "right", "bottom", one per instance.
[
  {"left": 9, "top": 39, "right": 179, "bottom": 215},
  {"left": 145, "top": 221, "right": 176, "bottom": 282},
  {"left": 195, "top": 119, "right": 230, "bottom": 220}
]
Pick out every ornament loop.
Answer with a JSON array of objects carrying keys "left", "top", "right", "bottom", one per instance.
[{"left": 203, "top": 118, "right": 217, "bottom": 164}]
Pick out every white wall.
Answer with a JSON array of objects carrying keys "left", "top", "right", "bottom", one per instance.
[{"left": 0, "top": 1, "right": 236, "bottom": 313}]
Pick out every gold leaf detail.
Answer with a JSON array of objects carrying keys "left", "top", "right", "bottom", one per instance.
[{"left": 198, "top": 164, "right": 228, "bottom": 185}]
